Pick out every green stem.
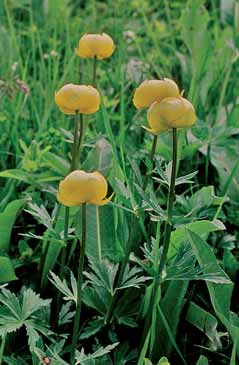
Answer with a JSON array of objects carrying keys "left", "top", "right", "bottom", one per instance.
[
  {"left": 57, "top": 113, "right": 84, "bottom": 317},
  {"left": 205, "top": 143, "right": 210, "bottom": 185},
  {"left": 92, "top": 56, "right": 97, "bottom": 86},
  {"left": 0, "top": 335, "right": 6, "bottom": 365},
  {"left": 56, "top": 206, "right": 70, "bottom": 315},
  {"left": 70, "top": 113, "right": 80, "bottom": 171},
  {"left": 157, "top": 128, "right": 177, "bottom": 277},
  {"left": 70, "top": 203, "right": 87, "bottom": 365},
  {"left": 104, "top": 134, "right": 158, "bottom": 325},
  {"left": 39, "top": 203, "right": 61, "bottom": 289},
  {"left": 96, "top": 206, "right": 102, "bottom": 262},
  {"left": 143, "top": 135, "right": 158, "bottom": 191},
  {"left": 139, "top": 128, "right": 178, "bottom": 360},
  {"left": 76, "top": 114, "right": 84, "bottom": 163}
]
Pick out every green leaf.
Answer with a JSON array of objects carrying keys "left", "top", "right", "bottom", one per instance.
[
  {"left": 41, "top": 205, "right": 70, "bottom": 288},
  {"left": 169, "top": 219, "right": 225, "bottom": 260},
  {"left": 143, "top": 360, "right": 152, "bottom": 365},
  {"left": 185, "top": 229, "right": 239, "bottom": 357},
  {"left": 43, "top": 151, "right": 69, "bottom": 176},
  {"left": 230, "top": 333, "right": 238, "bottom": 365},
  {"left": 210, "top": 141, "right": 239, "bottom": 201},
  {"left": 196, "top": 355, "right": 209, "bottom": 365},
  {"left": 75, "top": 343, "right": 119, "bottom": 364},
  {"left": 49, "top": 271, "right": 77, "bottom": 304},
  {"left": 158, "top": 357, "right": 170, "bottom": 365},
  {"left": 153, "top": 281, "right": 188, "bottom": 358},
  {"left": 190, "top": 186, "right": 225, "bottom": 207},
  {"left": 0, "top": 257, "right": 17, "bottom": 284},
  {"left": 0, "top": 170, "right": 30, "bottom": 183},
  {"left": 223, "top": 249, "right": 239, "bottom": 281},
  {"left": 83, "top": 138, "right": 113, "bottom": 177},
  {"left": 80, "top": 205, "right": 122, "bottom": 261},
  {"left": 0, "top": 288, "right": 51, "bottom": 342},
  {"left": 186, "top": 301, "right": 221, "bottom": 350},
  {"left": 0, "top": 199, "right": 26, "bottom": 253},
  {"left": 80, "top": 318, "right": 104, "bottom": 339},
  {"left": 157, "top": 306, "right": 186, "bottom": 364}
]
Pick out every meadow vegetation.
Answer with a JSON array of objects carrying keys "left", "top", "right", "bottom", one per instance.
[{"left": 0, "top": 1, "right": 238, "bottom": 364}]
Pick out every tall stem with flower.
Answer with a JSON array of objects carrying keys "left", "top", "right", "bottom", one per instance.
[
  {"left": 105, "top": 78, "right": 182, "bottom": 325},
  {"left": 57, "top": 170, "right": 113, "bottom": 364},
  {"left": 54, "top": 84, "right": 100, "bottom": 317},
  {"left": 136, "top": 84, "right": 196, "bottom": 362}
]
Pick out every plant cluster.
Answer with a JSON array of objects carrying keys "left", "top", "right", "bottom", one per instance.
[{"left": 0, "top": 1, "right": 238, "bottom": 365}]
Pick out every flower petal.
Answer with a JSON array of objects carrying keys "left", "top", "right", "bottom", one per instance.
[{"left": 90, "top": 192, "right": 114, "bottom": 206}]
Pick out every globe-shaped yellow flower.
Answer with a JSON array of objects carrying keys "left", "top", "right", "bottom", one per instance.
[
  {"left": 76, "top": 33, "right": 115, "bottom": 60},
  {"left": 55, "top": 84, "right": 101, "bottom": 115},
  {"left": 146, "top": 96, "right": 196, "bottom": 134},
  {"left": 133, "top": 78, "right": 180, "bottom": 109},
  {"left": 57, "top": 170, "right": 113, "bottom": 207}
]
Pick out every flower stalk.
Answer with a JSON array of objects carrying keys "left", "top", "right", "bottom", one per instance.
[
  {"left": 59, "top": 113, "right": 83, "bottom": 280},
  {"left": 143, "top": 134, "right": 158, "bottom": 191},
  {"left": 157, "top": 128, "right": 177, "bottom": 276},
  {"left": 92, "top": 56, "right": 97, "bottom": 87},
  {"left": 57, "top": 113, "right": 84, "bottom": 316},
  {"left": 139, "top": 128, "right": 178, "bottom": 359},
  {"left": 70, "top": 203, "right": 87, "bottom": 365}
]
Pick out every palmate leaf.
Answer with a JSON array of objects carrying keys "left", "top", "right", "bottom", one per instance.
[
  {"left": 49, "top": 271, "right": 77, "bottom": 303},
  {"left": 0, "top": 287, "right": 52, "bottom": 349},
  {"left": 75, "top": 343, "right": 119, "bottom": 365},
  {"left": 34, "top": 346, "right": 68, "bottom": 365},
  {"left": 80, "top": 318, "right": 105, "bottom": 340},
  {"left": 153, "top": 160, "right": 198, "bottom": 187},
  {"left": 33, "top": 339, "right": 67, "bottom": 365},
  {"left": 58, "top": 302, "right": 75, "bottom": 326},
  {"left": 84, "top": 258, "right": 119, "bottom": 295},
  {"left": 25, "top": 202, "right": 54, "bottom": 231},
  {"left": 118, "top": 265, "right": 150, "bottom": 290},
  {"left": 114, "top": 290, "right": 139, "bottom": 328},
  {"left": 21, "top": 288, "right": 51, "bottom": 320},
  {"left": 166, "top": 244, "right": 231, "bottom": 284},
  {"left": 135, "top": 183, "right": 165, "bottom": 220},
  {"left": 83, "top": 286, "right": 109, "bottom": 315}
]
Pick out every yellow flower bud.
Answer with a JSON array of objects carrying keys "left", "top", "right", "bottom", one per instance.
[
  {"left": 76, "top": 33, "right": 115, "bottom": 60},
  {"left": 133, "top": 78, "right": 180, "bottom": 109},
  {"left": 55, "top": 84, "right": 101, "bottom": 115},
  {"left": 57, "top": 170, "right": 113, "bottom": 207},
  {"left": 147, "top": 97, "right": 196, "bottom": 134}
]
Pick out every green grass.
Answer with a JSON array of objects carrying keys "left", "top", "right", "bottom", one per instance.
[{"left": 0, "top": 0, "right": 238, "bottom": 364}]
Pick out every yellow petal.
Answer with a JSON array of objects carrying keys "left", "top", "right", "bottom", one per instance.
[
  {"left": 147, "top": 97, "right": 196, "bottom": 130},
  {"left": 90, "top": 192, "right": 114, "bottom": 206},
  {"left": 133, "top": 78, "right": 180, "bottom": 109},
  {"left": 57, "top": 170, "right": 110, "bottom": 207},
  {"left": 55, "top": 84, "right": 101, "bottom": 115},
  {"left": 142, "top": 125, "right": 168, "bottom": 135},
  {"left": 76, "top": 33, "right": 115, "bottom": 59}
]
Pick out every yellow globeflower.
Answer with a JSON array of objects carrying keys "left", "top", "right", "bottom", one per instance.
[
  {"left": 57, "top": 170, "right": 113, "bottom": 207},
  {"left": 76, "top": 33, "right": 115, "bottom": 60},
  {"left": 55, "top": 84, "right": 100, "bottom": 115},
  {"left": 147, "top": 97, "right": 196, "bottom": 134},
  {"left": 133, "top": 78, "right": 180, "bottom": 109}
]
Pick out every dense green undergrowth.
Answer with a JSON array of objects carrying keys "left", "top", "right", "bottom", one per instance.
[{"left": 0, "top": 0, "right": 238, "bottom": 364}]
